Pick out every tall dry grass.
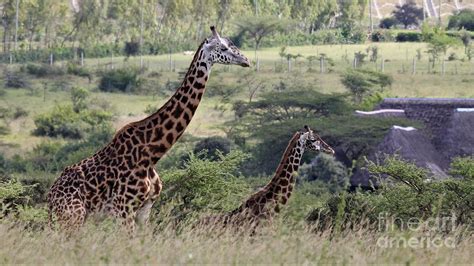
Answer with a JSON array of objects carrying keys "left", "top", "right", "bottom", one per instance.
[{"left": 0, "top": 220, "right": 471, "bottom": 264}]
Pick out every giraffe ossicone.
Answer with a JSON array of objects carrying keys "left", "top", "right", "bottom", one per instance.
[
  {"left": 199, "top": 125, "right": 335, "bottom": 230},
  {"left": 47, "top": 26, "right": 250, "bottom": 231}
]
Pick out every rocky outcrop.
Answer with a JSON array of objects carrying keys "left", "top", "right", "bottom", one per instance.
[
  {"left": 351, "top": 126, "right": 449, "bottom": 188},
  {"left": 350, "top": 98, "right": 474, "bottom": 189}
]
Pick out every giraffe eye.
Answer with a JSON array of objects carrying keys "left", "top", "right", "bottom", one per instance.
[{"left": 221, "top": 47, "right": 228, "bottom": 52}]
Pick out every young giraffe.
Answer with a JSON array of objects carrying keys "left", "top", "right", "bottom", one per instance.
[
  {"left": 47, "top": 26, "right": 250, "bottom": 230},
  {"left": 201, "top": 126, "right": 334, "bottom": 230}
]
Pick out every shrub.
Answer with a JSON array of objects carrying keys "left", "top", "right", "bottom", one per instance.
[
  {"left": 4, "top": 70, "right": 29, "bottom": 88},
  {"left": 307, "top": 155, "right": 474, "bottom": 231},
  {"left": 33, "top": 105, "right": 113, "bottom": 139},
  {"left": 66, "top": 62, "right": 92, "bottom": 80},
  {"left": 23, "top": 63, "right": 65, "bottom": 77},
  {"left": 341, "top": 69, "right": 393, "bottom": 104},
  {"left": 379, "top": 17, "right": 398, "bottom": 29},
  {"left": 98, "top": 67, "right": 142, "bottom": 93},
  {"left": 193, "top": 136, "right": 232, "bottom": 161},
  {"left": 371, "top": 30, "right": 395, "bottom": 42},
  {"left": 157, "top": 151, "right": 251, "bottom": 223},
  {"left": 449, "top": 156, "right": 474, "bottom": 179},
  {"left": 0, "top": 179, "right": 33, "bottom": 217},
  {"left": 395, "top": 31, "right": 422, "bottom": 42}
]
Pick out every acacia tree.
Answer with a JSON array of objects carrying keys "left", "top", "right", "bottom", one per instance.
[
  {"left": 235, "top": 16, "right": 285, "bottom": 60},
  {"left": 393, "top": 1, "right": 423, "bottom": 29}
]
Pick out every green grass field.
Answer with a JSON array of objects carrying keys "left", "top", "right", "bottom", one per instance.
[
  {"left": 1, "top": 42, "right": 473, "bottom": 155},
  {"left": 1, "top": 42, "right": 473, "bottom": 265}
]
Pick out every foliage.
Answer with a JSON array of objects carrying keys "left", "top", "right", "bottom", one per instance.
[
  {"left": 70, "top": 87, "right": 90, "bottom": 113},
  {"left": 4, "top": 70, "right": 29, "bottom": 88},
  {"left": 308, "top": 155, "right": 474, "bottom": 230},
  {"left": 449, "top": 156, "right": 474, "bottom": 179},
  {"left": 370, "top": 30, "right": 395, "bottom": 42},
  {"left": 4, "top": 125, "right": 114, "bottom": 174},
  {"left": 447, "top": 9, "right": 474, "bottom": 31},
  {"left": 299, "top": 154, "right": 349, "bottom": 192},
  {"left": 66, "top": 63, "right": 92, "bottom": 80},
  {"left": 22, "top": 63, "right": 65, "bottom": 77},
  {"left": 392, "top": 1, "right": 423, "bottom": 29},
  {"left": 234, "top": 16, "right": 287, "bottom": 56},
  {"left": 423, "top": 27, "right": 460, "bottom": 66},
  {"left": 341, "top": 69, "right": 393, "bottom": 104},
  {"left": 98, "top": 67, "right": 142, "bottom": 93},
  {"left": 395, "top": 31, "right": 422, "bottom": 42},
  {"left": 157, "top": 151, "right": 251, "bottom": 223},
  {"left": 193, "top": 136, "right": 232, "bottom": 161},
  {"left": 33, "top": 104, "right": 113, "bottom": 139},
  {"left": 0, "top": 179, "right": 33, "bottom": 217},
  {"left": 379, "top": 17, "right": 398, "bottom": 29}
]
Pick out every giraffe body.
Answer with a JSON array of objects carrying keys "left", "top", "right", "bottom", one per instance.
[
  {"left": 201, "top": 126, "right": 334, "bottom": 230},
  {"left": 48, "top": 27, "right": 250, "bottom": 230}
]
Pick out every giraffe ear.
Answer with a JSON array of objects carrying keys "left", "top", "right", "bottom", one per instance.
[{"left": 304, "top": 125, "right": 311, "bottom": 132}]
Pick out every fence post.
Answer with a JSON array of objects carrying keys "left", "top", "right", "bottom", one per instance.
[
  {"left": 110, "top": 52, "right": 114, "bottom": 69},
  {"left": 442, "top": 59, "right": 445, "bottom": 75},
  {"left": 81, "top": 52, "right": 84, "bottom": 66},
  {"left": 287, "top": 59, "right": 291, "bottom": 72},
  {"left": 49, "top": 53, "right": 53, "bottom": 65},
  {"left": 412, "top": 57, "right": 416, "bottom": 75},
  {"left": 381, "top": 56, "right": 384, "bottom": 72},
  {"left": 9, "top": 54, "right": 12, "bottom": 64},
  {"left": 320, "top": 57, "right": 324, "bottom": 73}
]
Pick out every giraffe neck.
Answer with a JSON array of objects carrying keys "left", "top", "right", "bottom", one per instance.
[
  {"left": 264, "top": 132, "right": 305, "bottom": 205},
  {"left": 111, "top": 42, "right": 212, "bottom": 166},
  {"left": 228, "top": 132, "right": 305, "bottom": 218}
]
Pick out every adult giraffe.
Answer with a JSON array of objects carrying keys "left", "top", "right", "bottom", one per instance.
[{"left": 48, "top": 26, "right": 250, "bottom": 230}]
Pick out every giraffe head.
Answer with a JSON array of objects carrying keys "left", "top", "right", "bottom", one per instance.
[
  {"left": 300, "top": 125, "right": 335, "bottom": 155},
  {"left": 204, "top": 26, "right": 250, "bottom": 67}
]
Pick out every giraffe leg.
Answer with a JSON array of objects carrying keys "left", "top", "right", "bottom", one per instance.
[
  {"left": 135, "top": 199, "right": 153, "bottom": 226},
  {"left": 136, "top": 169, "right": 162, "bottom": 225},
  {"left": 48, "top": 170, "right": 87, "bottom": 231},
  {"left": 51, "top": 197, "right": 87, "bottom": 231}
]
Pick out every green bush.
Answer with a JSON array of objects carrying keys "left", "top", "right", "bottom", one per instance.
[
  {"left": 0, "top": 179, "right": 33, "bottom": 218},
  {"left": 395, "top": 31, "right": 422, "bottom": 42},
  {"left": 98, "top": 67, "right": 142, "bottom": 93},
  {"left": 307, "top": 156, "right": 474, "bottom": 231},
  {"left": 341, "top": 69, "right": 393, "bottom": 104},
  {"left": 4, "top": 70, "right": 29, "bottom": 88},
  {"left": 371, "top": 30, "right": 395, "bottom": 42},
  {"left": 33, "top": 105, "right": 113, "bottom": 139},
  {"left": 66, "top": 63, "right": 92, "bottom": 80},
  {"left": 450, "top": 156, "right": 474, "bottom": 179},
  {"left": 157, "top": 151, "right": 251, "bottom": 223},
  {"left": 23, "top": 63, "right": 65, "bottom": 77}
]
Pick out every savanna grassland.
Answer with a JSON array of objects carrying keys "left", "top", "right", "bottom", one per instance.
[{"left": 1, "top": 41, "right": 473, "bottom": 265}]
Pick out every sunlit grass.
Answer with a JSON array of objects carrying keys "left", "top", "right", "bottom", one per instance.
[{"left": 0, "top": 221, "right": 471, "bottom": 264}]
